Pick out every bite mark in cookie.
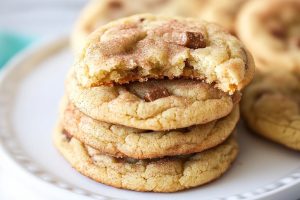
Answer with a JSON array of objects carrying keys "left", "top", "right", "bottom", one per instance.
[{"left": 75, "top": 14, "right": 254, "bottom": 94}]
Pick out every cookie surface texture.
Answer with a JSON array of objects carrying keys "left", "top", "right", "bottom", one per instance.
[
  {"left": 54, "top": 125, "right": 239, "bottom": 192},
  {"left": 71, "top": 0, "right": 207, "bottom": 52},
  {"left": 74, "top": 14, "right": 254, "bottom": 94},
  {"left": 241, "top": 71, "right": 300, "bottom": 150},
  {"left": 62, "top": 98, "right": 240, "bottom": 159},
  {"left": 67, "top": 72, "right": 240, "bottom": 130}
]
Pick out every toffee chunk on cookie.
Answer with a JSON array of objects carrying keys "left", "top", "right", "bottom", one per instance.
[{"left": 74, "top": 14, "right": 254, "bottom": 94}]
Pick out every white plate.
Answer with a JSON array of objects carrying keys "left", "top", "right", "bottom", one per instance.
[{"left": 0, "top": 37, "right": 299, "bottom": 200}]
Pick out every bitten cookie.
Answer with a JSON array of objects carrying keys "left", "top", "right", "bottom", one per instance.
[
  {"left": 71, "top": 0, "right": 207, "bottom": 52},
  {"left": 54, "top": 124, "right": 239, "bottom": 192},
  {"left": 241, "top": 71, "right": 300, "bottom": 151},
  {"left": 236, "top": 0, "right": 300, "bottom": 71},
  {"left": 74, "top": 14, "right": 254, "bottom": 94},
  {"left": 67, "top": 71, "right": 240, "bottom": 130},
  {"left": 62, "top": 98, "right": 239, "bottom": 159}
]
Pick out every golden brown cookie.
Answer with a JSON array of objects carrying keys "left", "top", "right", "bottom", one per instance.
[
  {"left": 241, "top": 71, "right": 300, "bottom": 151},
  {"left": 199, "top": 0, "right": 248, "bottom": 34},
  {"left": 62, "top": 98, "right": 239, "bottom": 159},
  {"left": 236, "top": 0, "right": 300, "bottom": 71},
  {"left": 71, "top": 0, "right": 207, "bottom": 52},
  {"left": 67, "top": 71, "right": 240, "bottom": 131},
  {"left": 53, "top": 124, "right": 239, "bottom": 192},
  {"left": 74, "top": 14, "right": 254, "bottom": 94}
]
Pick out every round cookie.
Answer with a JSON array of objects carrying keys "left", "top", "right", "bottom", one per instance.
[
  {"left": 199, "top": 0, "right": 248, "bottom": 34},
  {"left": 74, "top": 14, "right": 255, "bottom": 94},
  {"left": 71, "top": 0, "right": 206, "bottom": 52},
  {"left": 236, "top": 0, "right": 300, "bottom": 71},
  {"left": 67, "top": 71, "right": 240, "bottom": 131},
  {"left": 54, "top": 124, "right": 239, "bottom": 192},
  {"left": 241, "top": 71, "right": 300, "bottom": 151},
  {"left": 62, "top": 99, "right": 239, "bottom": 159}
]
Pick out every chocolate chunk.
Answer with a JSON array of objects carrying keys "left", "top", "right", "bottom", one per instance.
[
  {"left": 268, "top": 21, "right": 286, "bottom": 39},
  {"left": 182, "top": 32, "right": 206, "bottom": 49},
  {"left": 144, "top": 87, "right": 170, "bottom": 102},
  {"left": 165, "top": 31, "right": 206, "bottom": 49},
  {"left": 108, "top": 0, "right": 122, "bottom": 9},
  {"left": 62, "top": 129, "right": 73, "bottom": 142}
]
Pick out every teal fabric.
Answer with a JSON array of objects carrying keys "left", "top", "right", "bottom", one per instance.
[{"left": 0, "top": 31, "right": 33, "bottom": 68}]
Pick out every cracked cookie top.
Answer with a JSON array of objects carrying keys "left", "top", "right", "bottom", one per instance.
[
  {"left": 67, "top": 70, "right": 240, "bottom": 130},
  {"left": 71, "top": 0, "right": 206, "bottom": 52},
  {"left": 62, "top": 98, "right": 239, "bottom": 159},
  {"left": 74, "top": 14, "right": 254, "bottom": 94},
  {"left": 54, "top": 123, "right": 238, "bottom": 192},
  {"left": 241, "top": 71, "right": 300, "bottom": 150},
  {"left": 237, "top": 0, "right": 300, "bottom": 71}
]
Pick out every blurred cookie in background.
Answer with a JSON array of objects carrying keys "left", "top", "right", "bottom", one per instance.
[
  {"left": 236, "top": 0, "right": 300, "bottom": 71},
  {"left": 199, "top": 0, "right": 249, "bottom": 34},
  {"left": 71, "top": 0, "right": 206, "bottom": 52},
  {"left": 157, "top": 0, "right": 206, "bottom": 18},
  {"left": 241, "top": 70, "right": 300, "bottom": 151}
]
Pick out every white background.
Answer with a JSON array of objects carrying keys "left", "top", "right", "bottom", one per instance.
[
  {"left": 0, "top": 0, "right": 84, "bottom": 199},
  {"left": 0, "top": 0, "right": 85, "bottom": 37}
]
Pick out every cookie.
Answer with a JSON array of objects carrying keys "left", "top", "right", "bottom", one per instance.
[
  {"left": 74, "top": 14, "right": 254, "bottom": 94},
  {"left": 241, "top": 71, "right": 300, "bottom": 150},
  {"left": 62, "top": 98, "right": 239, "bottom": 159},
  {"left": 157, "top": 0, "right": 206, "bottom": 18},
  {"left": 236, "top": 0, "right": 300, "bottom": 71},
  {"left": 54, "top": 124, "right": 239, "bottom": 192},
  {"left": 199, "top": 0, "right": 248, "bottom": 34},
  {"left": 71, "top": 0, "right": 207, "bottom": 52},
  {"left": 67, "top": 71, "right": 240, "bottom": 131}
]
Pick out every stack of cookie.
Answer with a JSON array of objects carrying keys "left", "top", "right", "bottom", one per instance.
[{"left": 54, "top": 14, "right": 255, "bottom": 192}]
